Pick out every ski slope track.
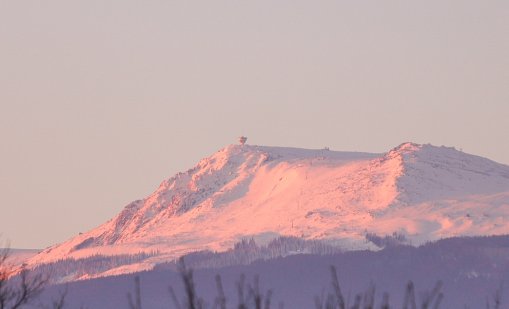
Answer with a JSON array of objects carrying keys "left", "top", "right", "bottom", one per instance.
[{"left": 28, "top": 142, "right": 509, "bottom": 278}]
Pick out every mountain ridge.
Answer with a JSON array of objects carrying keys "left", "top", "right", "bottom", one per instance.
[{"left": 27, "top": 142, "right": 509, "bottom": 279}]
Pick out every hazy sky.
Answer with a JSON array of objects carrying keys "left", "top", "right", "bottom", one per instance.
[{"left": 1, "top": 1, "right": 508, "bottom": 248}]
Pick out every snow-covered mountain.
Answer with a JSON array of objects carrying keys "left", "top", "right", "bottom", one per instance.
[{"left": 27, "top": 142, "right": 509, "bottom": 278}]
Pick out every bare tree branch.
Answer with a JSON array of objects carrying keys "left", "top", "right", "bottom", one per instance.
[{"left": 0, "top": 245, "right": 47, "bottom": 309}]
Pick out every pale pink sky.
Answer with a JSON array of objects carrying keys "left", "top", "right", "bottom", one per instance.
[{"left": 1, "top": 1, "right": 508, "bottom": 248}]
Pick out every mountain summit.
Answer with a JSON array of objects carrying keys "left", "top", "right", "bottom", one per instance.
[{"left": 29, "top": 143, "right": 509, "bottom": 277}]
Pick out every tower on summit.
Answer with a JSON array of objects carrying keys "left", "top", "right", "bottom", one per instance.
[{"left": 239, "top": 136, "right": 247, "bottom": 145}]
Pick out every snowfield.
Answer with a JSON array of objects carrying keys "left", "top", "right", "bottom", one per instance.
[{"left": 27, "top": 142, "right": 509, "bottom": 280}]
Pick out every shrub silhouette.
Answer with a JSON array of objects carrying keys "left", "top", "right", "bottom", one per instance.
[{"left": 126, "top": 258, "right": 479, "bottom": 309}]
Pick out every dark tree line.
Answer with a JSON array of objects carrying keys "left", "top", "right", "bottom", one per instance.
[
  {"left": 2, "top": 234, "right": 508, "bottom": 308},
  {"left": 31, "top": 252, "right": 157, "bottom": 283},
  {"left": 155, "top": 237, "right": 342, "bottom": 272}
]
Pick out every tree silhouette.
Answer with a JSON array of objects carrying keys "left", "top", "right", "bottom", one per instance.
[{"left": 0, "top": 246, "right": 47, "bottom": 309}]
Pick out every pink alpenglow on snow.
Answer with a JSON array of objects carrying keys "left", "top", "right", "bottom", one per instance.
[{"left": 28, "top": 142, "right": 509, "bottom": 279}]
